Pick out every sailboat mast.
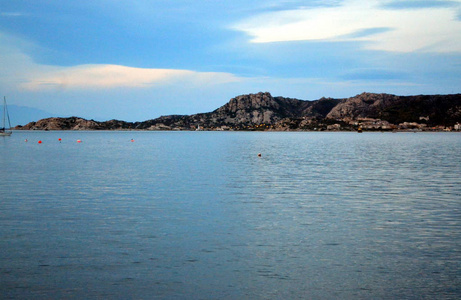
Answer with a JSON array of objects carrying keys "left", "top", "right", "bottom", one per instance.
[
  {"left": 2, "top": 96, "right": 11, "bottom": 131},
  {"left": 0, "top": 96, "right": 12, "bottom": 136},
  {"left": 5, "top": 97, "right": 11, "bottom": 130},
  {"left": 2, "top": 97, "right": 5, "bottom": 130}
]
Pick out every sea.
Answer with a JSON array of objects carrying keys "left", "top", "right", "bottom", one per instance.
[{"left": 1, "top": 130, "right": 460, "bottom": 299}]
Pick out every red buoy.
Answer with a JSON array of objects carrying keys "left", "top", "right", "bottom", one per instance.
[
  {"left": 58, "top": 138, "right": 62, "bottom": 141},
  {"left": 77, "top": 139, "right": 81, "bottom": 143},
  {"left": 38, "top": 140, "right": 42, "bottom": 144}
]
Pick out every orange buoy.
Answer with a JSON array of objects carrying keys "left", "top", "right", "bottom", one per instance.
[
  {"left": 77, "top": 139, "right": 82, "bottom": 143},
  {"left": 131, "top": 139, "right": 134, "bottom": 142}
]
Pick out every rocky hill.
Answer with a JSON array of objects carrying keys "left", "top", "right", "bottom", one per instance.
[
  {"left": 17, "top": 116, "right": 136, "bottom": 130},
  {"left": 326, "top": 93, "right": 461, "bottom": 125},
  {"left": 15, "top": 92, "right": 461, "bottom": 131}
]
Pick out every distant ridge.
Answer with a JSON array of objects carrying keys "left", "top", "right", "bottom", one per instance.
[
  {"left": 7, "top": 105, "right": 56, "bottom": 127},
  {"left": 15, "top": 92, "right": 461, "bottom": 131}
]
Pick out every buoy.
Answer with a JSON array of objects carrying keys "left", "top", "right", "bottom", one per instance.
[
  {"left": 25, "top": 139, "right": 28, "bottom": 142},
  {"left": 58, "top": 138, "right": 62, "bottom": 142},
  {"left": 38, "top": 140, "right": 42, "bottom": 144},
  {"left": 258, "top": 153, "right": 261, "bottom": 157},
  {"left": 131, "top": 139, "right": 134, "bottom": 142},
  {"left": 77, "top": 139, "right": 82, "bottom": 143}
]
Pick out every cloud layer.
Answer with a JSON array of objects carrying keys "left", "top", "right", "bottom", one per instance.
[
  {"left": 20, "top": 64, "right": 240, "bottom": 90},
  {"left": 234, "top": 0, "right": 461, "bottom": 52}
]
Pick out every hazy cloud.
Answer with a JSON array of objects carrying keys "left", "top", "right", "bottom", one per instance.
[
  {"left": 0, "top": 34, "right": 240, "bottom": 92},
  {"left": 234, "top": 0, "right": 461, "bottom": 53},
  {"left": 0, "top": 12, "right": 27, "bottom": 17},
  {"left": 381, "top": 0, "right": 459, "bottom": 9},
  {"left": 20, "top": 64, "right": 240, "bottom": 90},
  {"left": 340, "top": 68, "right": 408, "bottom": 81}
]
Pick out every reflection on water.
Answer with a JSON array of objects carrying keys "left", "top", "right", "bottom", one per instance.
[{"left": 1, "top": 131, "right": 460, "bottom": 299}]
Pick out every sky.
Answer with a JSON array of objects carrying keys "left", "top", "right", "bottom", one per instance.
[{"left": 1, "top": 0, "right": 460, "bottom": 123}]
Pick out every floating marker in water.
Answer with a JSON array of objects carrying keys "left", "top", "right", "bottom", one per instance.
[
  {"left": 58, "top": 138, "right": 62, "bottom": 142},
  {"left": 38, "top": 140, "right": 42, "bottom": 144},
  {"left": 258, "top": 153, "right": 262, "bottom": 157},
  {"left": 25, "top": 139, "right": 28, "bottom": 142},
  {"left": 77, "top": 139, "right": 82, "bottom": 143},
  {"left": 131, "top": 139, "right": 134, "bottom": 142}
]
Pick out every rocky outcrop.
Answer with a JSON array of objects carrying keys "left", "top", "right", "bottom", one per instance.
[
  {"left": 326, "top": 93, "right": 396, "bottom": 120},
  {"left": 18, "top": 117, "right": 135, "bottom": 130},
  {"left": 15, "top": 92, "right": 461, "bottom": 130},
  {"left": 209, "top": 92, "right": 306, "bottom": 125},
  {"left": 327, "top": 92, "right": 461, "bottom": 125},
  {"left": 210, "top": 92, "right": 342, "bottom": 125}
]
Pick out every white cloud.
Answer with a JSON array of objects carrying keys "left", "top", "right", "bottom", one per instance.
[
  {"left": 0, "top": 32, "right": 240, "bottom": 92},
  {"left": 21, "top": 64, "right": 241, "bottom": 90},
  {"left": 233, "top": 0, "right": 461, "bottom": 52},
  {"left": 0, "top": 12, "right": 27, "bottom": 17}
]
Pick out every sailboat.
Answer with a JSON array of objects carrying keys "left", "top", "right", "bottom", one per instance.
[{"left": 1, "top": 96, "right": 12, "bottom": 136}]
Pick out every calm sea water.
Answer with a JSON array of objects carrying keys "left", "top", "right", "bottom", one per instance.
[{"left": 1, "top": 131, "right": 460, "bottom": 299}]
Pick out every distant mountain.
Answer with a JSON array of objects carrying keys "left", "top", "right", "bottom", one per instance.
[
  {"left": 326, "top": 92, "right": 461, "bottom": 125},
  {"left": 7, "top": 105, "right": 56, "bottom": 126},
  {"left": 15, "top": 92, "right": 461, "bottom": 131},
  {"left": 134, "top": 92, "right": 341, "bottom": 130}
]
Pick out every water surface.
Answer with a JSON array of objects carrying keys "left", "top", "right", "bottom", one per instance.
[{"left": 1, "top": 131, "right": 460, "bottom": 299}]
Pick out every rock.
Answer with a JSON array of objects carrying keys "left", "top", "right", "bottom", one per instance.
[{"left": 14, "top": 92, "right": 461, "bottom": 131}]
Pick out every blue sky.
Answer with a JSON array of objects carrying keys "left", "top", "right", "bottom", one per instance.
[{"left": 1, "top": 0, "right": 460, "bottom": 122}]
